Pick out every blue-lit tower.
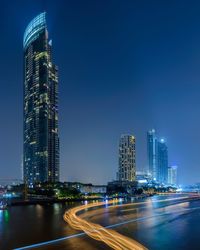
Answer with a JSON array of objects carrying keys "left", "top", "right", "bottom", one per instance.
[
  {"left": 157, "top": 139, "right": 168, "bottom": 184},
  {"left": 168, "top": 165, "right": 178, "bottom": 186},
  {"left": 23, "top": 13, "right": 59, "bottom": 185},
  {"left": 147, "top": 129, "right": 158, "bottom": 180}
]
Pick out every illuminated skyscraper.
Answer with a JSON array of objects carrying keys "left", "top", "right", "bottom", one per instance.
[
  {"left": 147, "top": 129, "right": 158, "bottom": 180},
  {"left": 157, "top": 139, "right": 168, "bottom": 184},
  {"left": 147, "top": 130, "right": 168, "bottom": 184},
  {"left": 118, "top": 134, "right": 136, "bottom": 181},
  {"left": 23, "top": 13, "right": 59, "bottom": 185},
  {"left": 168, "top": 165, "right": 178, "bottom": 186}
]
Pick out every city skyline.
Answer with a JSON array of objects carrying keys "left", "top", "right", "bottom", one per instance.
[{"left": 2, "top": 0, "right": 200, "bottom": 184}]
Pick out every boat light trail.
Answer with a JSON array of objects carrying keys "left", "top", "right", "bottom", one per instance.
[
  {"left": 63, "top": 196, "right": 197, "bottom": 250},
  {"left": 15, "top": 195, "right": 200, "bottom": 250},
  {"left": 63, "top": 200, "right": 148, "bottom": 250}
]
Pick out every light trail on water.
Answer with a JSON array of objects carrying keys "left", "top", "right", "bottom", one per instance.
[
  {"left": 63, "top": 196, "right": 196, "bottom": 250},
  {"left": 15, "top": 195, "right": 200, "bottom": 250},
  {"left": 63, "top": 200, "right": 148, "bottom": 250}
]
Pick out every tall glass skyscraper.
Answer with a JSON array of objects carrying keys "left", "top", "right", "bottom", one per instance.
[
  {"left": 118, "top": 134, "right": 136, "bottom": 182},
  {"left": 147, "top": 129, "right": 168, "bottom": 184},
  {"left": 157, "top": 139, "right": 168, "bottom": 184},
  {"left": 168, "top": 165, "right": 178, "bottom": 186},
  {"left": 147, "top": 129, "right": 158, "bottom": 180},
  {"left": 23, "top": 13, "right": 59, "bottom": 185}
]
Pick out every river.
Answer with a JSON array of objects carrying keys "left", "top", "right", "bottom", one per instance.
[{"left": 1, "top": 194, "right": 200, "bottom": 250}]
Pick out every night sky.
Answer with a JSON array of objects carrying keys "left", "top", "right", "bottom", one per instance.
[{"left": 1, "top": 0, "right": 200, "bottom": 185}]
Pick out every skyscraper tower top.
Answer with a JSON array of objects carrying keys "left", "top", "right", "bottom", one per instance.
[
  {"left": 148, "top": 129, "right": 156, "bottom": 135},
  {"left": 23, "top": 12, "right": 46, "bottom": 49}
]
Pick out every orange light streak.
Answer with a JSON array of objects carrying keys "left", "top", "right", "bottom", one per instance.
[
  {"left": 63, "top": 196, "right": 196, "bottom": 250},
  {"left": 64, "top": 200, "right": 147, "bottom": 250}
]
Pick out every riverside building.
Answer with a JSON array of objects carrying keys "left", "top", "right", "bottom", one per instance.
[
  {"left": 147, "top": 129, "right": 168, "bottom": 184},
  {"left": 118, "top": 134, "right": 136, "bottom": 182},
  {"left": 147, "top": 129, "right": 158, "bottom": 180},
  {"left": 168, "top": 165, "right": 178, "bottom": 186},
  {"left": 23, "top": 13, "right": 59, "bottom": 185},
  {"left": 157, "top": 139, "right": 168, "bottom": 184}
]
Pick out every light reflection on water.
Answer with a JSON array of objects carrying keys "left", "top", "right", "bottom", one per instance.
[
  {"left": 4, "top": 210, "right": 9, "bottom": 223},
  {"left": 0, "top": 210, "right": 3, "bottom": 223},
  {"left": 35, "top": 204, "right": 44, "bottom": 218},
  {"left": 1, "top": 195, "right": 200, "bottom": 250},
  {"left": 53, "top": 203, "right": 61, "bottom": 213},
  {"left": 0, "top": 209, "right": 10, "bottom": 224}
]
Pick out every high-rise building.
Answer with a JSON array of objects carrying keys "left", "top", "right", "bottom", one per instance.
[
  {"left": 147, "top": 129, "right": 158, "bottom": 180},
  {"left": 23, "top": 13, "right": 59, "bottom": 185},
  {"left": 147, "top": 130, "right": 169, "bottom": 184},
  {"left": 168, "top": 165, "right": 178, "bottom": 186},
  {"left": 157, "top": 139, "right": 168, "bottom": 184},
  {"left": 118, "top": 134, "right": 136, "bottom": 182}
]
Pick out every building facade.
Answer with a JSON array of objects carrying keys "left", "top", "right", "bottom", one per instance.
[
  {"left": 118, "top": 134, "right": 136, "bottom": 182},
  {"left": 147, "top": 129, "right": 169, "bottom": 184},
  {"left": 157, "top": 139, "right": 168, "bottom": 184},
  {"left": 168, "top": 166, "right": 178, "bottom": 186},
  {"left": 23, "top": 13, "right": 59, "bottom": 185},
  {"left": 147, "top": 129, "right": 158, "bottom": 180}
]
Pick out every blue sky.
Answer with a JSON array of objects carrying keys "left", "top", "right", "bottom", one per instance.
[{"left": 1, "top": 0, "right": 200, "bottom": 184}]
